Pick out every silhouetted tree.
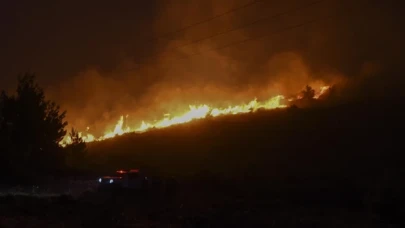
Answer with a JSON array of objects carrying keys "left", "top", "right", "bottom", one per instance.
[
  {"left": 301, "top": 85, "right": 315, "bottom": 100},
  {"left": 0, "top": 94, "right": 3, "bottom": 126},
  {"left": 0, "top": 92, "right": 5, "bottom": 133},
  {"left": 65, "top": 128, "right": 88, "bottom": 171},
  {"left": 69, "top": 128, "right": 85, "bottom": 145},
  {"left": 0, "top": 73, "right": 68, "bottom": 180},
  {"left": 0, "top": 93, "right": 8, "bottom": 176},
  {"left": 289, "top": 85, "right": 316, "bottom": 108}
]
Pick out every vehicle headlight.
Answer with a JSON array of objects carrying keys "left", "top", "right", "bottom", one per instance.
[
  {"left": 98, "top": 178, "right": 102, "bottom": 183},
  {"left": 109, "top": 179, "right": 114, "bottom": 184}
]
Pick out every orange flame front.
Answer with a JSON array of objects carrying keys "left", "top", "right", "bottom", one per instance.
[{"left": 60, "top": 86, "right": 330, "bottom": 147}]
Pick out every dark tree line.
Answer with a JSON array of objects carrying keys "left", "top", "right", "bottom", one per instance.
[{"left": 0, "top": 74, "right": 86, "bottom": 184}]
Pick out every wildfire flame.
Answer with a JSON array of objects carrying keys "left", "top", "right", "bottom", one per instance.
[
  {"left": 314, "top": 86, "right": 330, "bottom": 99},
  {"left": 60, "top": 86, "right": 330, "bottom": 147}
]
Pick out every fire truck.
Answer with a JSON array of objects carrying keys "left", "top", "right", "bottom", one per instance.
[{"left": 97, "top": 169, "right": 148, "bottom": 191}]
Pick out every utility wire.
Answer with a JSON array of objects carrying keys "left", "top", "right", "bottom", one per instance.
[
  {"left": 127, "top": 0, "right": 328, "bottom": 71},
  {"left": 151, "top": 0, "right": 349, "bottom": 66},
  {"left": 212, "top": 1, "right": 348, "bottom": 53},
  {"left": 171, "top": 0, "right": 326, "bottom": 51},
  {"left": 146, "top": 0, "right": 263, "bottom": 43}
]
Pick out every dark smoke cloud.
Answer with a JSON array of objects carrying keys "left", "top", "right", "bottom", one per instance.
[{"left": 2, "top": 0, "right": 405, "bottom": 135}]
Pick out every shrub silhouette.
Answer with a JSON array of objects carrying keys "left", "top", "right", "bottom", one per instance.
[
  {"left": 0, "top": 73, "right": 68, "bottom": 182},
  {"left": 65, "top": 128, "right": 88, "bottom": 172},
  {"left": 301, "top": 85, "right": 315, "bottom": 100}
]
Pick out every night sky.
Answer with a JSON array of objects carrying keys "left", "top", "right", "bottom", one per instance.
[
  {"left": 1, "top": 0, "right": 404, "bottom": 132},
  {"left": 0, "top": 0, "right": 158, "bottom": 87}
]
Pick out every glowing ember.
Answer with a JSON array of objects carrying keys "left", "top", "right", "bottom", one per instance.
[{"left": 60, "top": 86, "right": 330, "bottom": 147}]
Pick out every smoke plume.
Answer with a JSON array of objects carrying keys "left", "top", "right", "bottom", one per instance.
[{"left": 43, "top": 0, "right": 405, "bottom": 136}]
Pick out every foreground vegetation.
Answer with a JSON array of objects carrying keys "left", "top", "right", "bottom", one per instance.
[{"left": 0, "top": 74, "right": 87, "bottom": 184}]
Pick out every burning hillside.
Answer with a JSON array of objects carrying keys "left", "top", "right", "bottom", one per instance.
[{"left": 60, "top": 85, "right": 330, "bottom": 146}]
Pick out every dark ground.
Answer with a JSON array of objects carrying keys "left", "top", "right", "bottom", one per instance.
[
  {"left": 1, "top": 98, "right": 405, "bottom": 227},
  {"left": 0, "top": 180, "right": 402, "bottom": 227}
]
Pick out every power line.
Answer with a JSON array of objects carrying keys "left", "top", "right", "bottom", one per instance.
[
  {"left": 130, "top": 0, "right": 329, "bottom": 70},
  {"left": 128, "top": 0, "right": 328, "bottom": 70},
  {"left": 146, "top": 0, "right": 263, "bottom": 43},
  {"left": 215, "top": 15, "right": 329, "bottom": 52},
  {"left": 212, "top": 2, "right": 348, "bottom": 53},
  {"left": 149, "top": 0, "right": 349, "bottom": 65}
]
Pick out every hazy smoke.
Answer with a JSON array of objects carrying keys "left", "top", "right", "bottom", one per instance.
[{"left": 43, "top": 0, "right": 405, "bottom": 135}]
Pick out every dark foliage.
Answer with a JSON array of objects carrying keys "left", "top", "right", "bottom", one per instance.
[
  {"left": 301, "top": 85, "right": 315, "bottom": 100},
  {"left": 0, "top": 74, "right": 68, "bottom": 183},
  {"left": 65, "top": 128, "right": 88, "bottom": 172}
]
